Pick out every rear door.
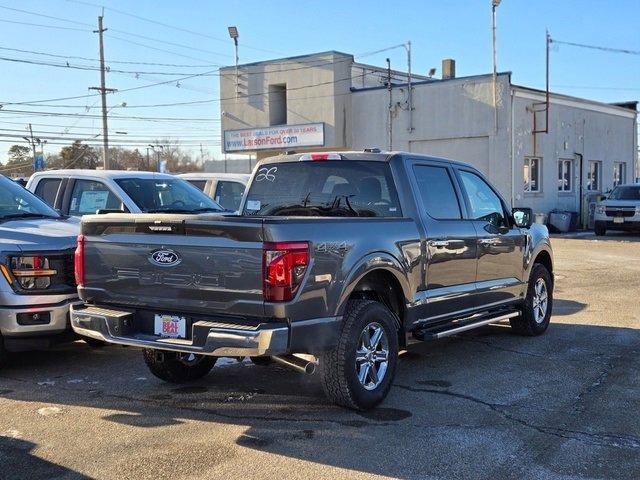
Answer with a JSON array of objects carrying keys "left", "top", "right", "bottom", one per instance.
[
  {"left": 455, "top": 168, "right": 526, "bottom": 307},
  {"left": 33, "top": 177, "right": 63, "bottom": 209},
  {"left": 408, "top": 159, "right": 478, "bottom": 322}
]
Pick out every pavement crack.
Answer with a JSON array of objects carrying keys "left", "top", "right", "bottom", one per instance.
[{"left": 395, "top": 384, "right": 640, "bottom": 450}]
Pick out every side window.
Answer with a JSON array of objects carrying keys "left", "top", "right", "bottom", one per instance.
[
  {"left": 214, "top": 181, "right": 246, "bottom": 211},
  {"left": 69, "top": 180, "right": 122, "bottom": 215},
  {"left": 186, "top": 179, "right": 207, "bottom": 191},
  {"left": 34, "top": 178, "right": 62, "bottom": 207},
  {"left": 413, "top": 165, "right": 462, "bottom": 220},
  {"left": 459, "top": 170, "right": 506, "bottom": 227}
]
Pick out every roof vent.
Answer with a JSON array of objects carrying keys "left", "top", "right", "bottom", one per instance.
[{"left": 442, "top": 59, "right": 456, "bottom": 79}]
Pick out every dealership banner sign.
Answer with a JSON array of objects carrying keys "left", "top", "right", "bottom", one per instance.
[{"left": 223, "top": 123, "right": 324, "bottom": 152}]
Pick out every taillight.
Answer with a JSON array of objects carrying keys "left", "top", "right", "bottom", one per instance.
[
  {"left": 263, "top": 242, "right": 309, "bottom": 302},
  {"left": 74, "top": 234, "right": 85, "bottom": 287},
  {"left": 8, "top": 256, "right": 56, "bottom": 290}
]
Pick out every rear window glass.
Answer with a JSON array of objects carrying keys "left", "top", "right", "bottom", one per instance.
[
  {"left": 186, "top": 179, "right": 207, "bottom": 191},
  {"left": 243, "top": 161, "right": 402, "bottom": 217}
]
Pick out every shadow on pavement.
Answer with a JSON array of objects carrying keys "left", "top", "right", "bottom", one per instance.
[
  {"left": 0, "top": 436, "right": 93, "bottom": 479},
  {"left": 553, "top": 298, "right": 588, "bottom": 316},
  {"left": 1, "top": 320, "right": 639, "bottom": 479}
]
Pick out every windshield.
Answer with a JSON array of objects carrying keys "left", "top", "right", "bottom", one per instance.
[
  {"left": 114, "top": 177, "right": 223, "bottom": 213},
  {"left": 243, "top": 161, "right": 402, "bottom": 217},
  {"left": 608, "top": 185, "right": 640, "bottom": 201},
  {"left": 0, "top": 175, "right": 60, "bottom": 220}
]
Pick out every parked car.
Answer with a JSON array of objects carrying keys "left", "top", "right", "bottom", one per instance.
[
  {"left": 0, "top": 175, "right": 81, "bottom": 365},
  {"left": 26, "top": 170, "right": 223, "bottom": 216},
  {"left": 594, "top": 183, "right": 640, "bottom": 235},
  {"left": 177, "top": 173, "right": 250, "bottom": 212},
  {"left": 70, "top": 151, "right": 554, "bottom": 410}
]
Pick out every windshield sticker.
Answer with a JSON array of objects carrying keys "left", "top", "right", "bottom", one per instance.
[
  {"left": 79, "top": 190, "right": 109, "bottom": 213},
  {"left": 255, "top": 166, "right": 277, "bottom": 182},
  {"left": 246, "top": 199, "right": 261, "bottom": 211}
]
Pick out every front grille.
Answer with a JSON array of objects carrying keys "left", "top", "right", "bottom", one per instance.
[{"left": 605, "top": 208, "right": 635, "bottom": 218}]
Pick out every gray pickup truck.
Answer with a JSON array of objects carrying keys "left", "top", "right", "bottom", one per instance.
[
  {"left": 0, "top": 175, "right": 80, "bottom": 365},
  {"left": 71, "top": 151, "right": 554, "bottom": 410}
]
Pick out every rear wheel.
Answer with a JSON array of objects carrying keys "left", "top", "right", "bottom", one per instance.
[
  {"left": 142, "top": 349, "right": 216, "bottom": 383},
  {"left": 319, "top": 299, "right": 399, "bottom": 410},
  {"left": 594, "top": 222, "right": 606, "bottom": 236},
  {"left": 510, "top": 263, "right": 553, "bottom": 336}
]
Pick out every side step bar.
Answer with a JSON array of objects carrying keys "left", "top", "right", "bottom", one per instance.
[{"left": 413, "top": 311, "right": 520, "bottom": 341}]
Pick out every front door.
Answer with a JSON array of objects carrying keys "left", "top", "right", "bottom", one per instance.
[
  {"left": 409, "top": 161, "right": 478, "bottom": 323},
  {"left": 456, "top": 168, "right": 527, "bottom": 308}
]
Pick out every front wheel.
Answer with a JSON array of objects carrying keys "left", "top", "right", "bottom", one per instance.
[
  {"left": 319, "top": 299, "right": 399, "bottom": 410},
  {"left": 510, "top": 263, "right": 553, "bottom": 336},
  {"left": 594, "top": 222, "right": 606, "bottom": 236},
  {"left": 142, "top": 349, "right": 216, "bottom": 383}
]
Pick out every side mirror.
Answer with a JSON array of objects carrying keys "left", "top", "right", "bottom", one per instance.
[{"left": 512, "top": 207, "right": 533, "bottom": 228}]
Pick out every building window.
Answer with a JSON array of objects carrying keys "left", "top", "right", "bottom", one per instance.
[
  {"left": 268, "top": 84, "right": 287, "bottom": 126},
  {"left": 524, "top": 157, "right": 541, "bottom": 193},
  {"left": 557, "top": 159, "right": 572, "bottom": 192},
  {"left": 613, "top": 162, "right": 626, "bottom": 187},
  {"left": 587, "top": 161, "right": 602, "bottom": 191}
]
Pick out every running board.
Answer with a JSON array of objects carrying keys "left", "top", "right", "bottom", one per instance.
[{"left": 412, "top": 311, "right": 520, "bottom": 341}]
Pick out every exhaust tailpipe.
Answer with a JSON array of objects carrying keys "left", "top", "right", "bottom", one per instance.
[{"left": 272, "top": 355, "right": 316, "bottom": 375}]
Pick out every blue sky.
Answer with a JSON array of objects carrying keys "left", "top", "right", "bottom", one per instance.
[{"left": 0, "top": 0, "right": 638, "bottom": 165}]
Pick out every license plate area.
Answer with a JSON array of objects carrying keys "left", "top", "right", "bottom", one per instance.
[
  {"left": 154, "top": 314, "right": 187, "bottom": 339},
  {"left": 613, "top": 217, "right": 624, "bottom": 224}
]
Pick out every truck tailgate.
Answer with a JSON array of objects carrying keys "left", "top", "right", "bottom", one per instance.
[{"left": 79, "top": 215, "right": 265, "bottom": 318}]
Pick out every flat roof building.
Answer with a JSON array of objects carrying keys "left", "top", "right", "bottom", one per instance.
[{"left": 220, "top": 51, "right": 637, "bottom": 221}]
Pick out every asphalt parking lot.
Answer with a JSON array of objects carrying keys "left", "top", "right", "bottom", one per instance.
[{"left": 1, "top": 232, "right": 639, "bottom": 480}]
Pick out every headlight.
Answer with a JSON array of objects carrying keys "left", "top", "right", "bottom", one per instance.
[
  {"left": 636, "top": 206, "right": 640, "bottom": 215},
  {"left": 595, "top": 204, "right": 606, "bottom": 215},
  {"left": 8, "top": 256, "right": 56, "bottom": 290}
]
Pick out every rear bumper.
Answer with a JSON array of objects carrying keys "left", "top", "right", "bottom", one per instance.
[{"left": 70, "top": 304, "right": 341, "bottom": 356}]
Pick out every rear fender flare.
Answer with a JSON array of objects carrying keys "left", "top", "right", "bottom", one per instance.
[{"left": 335, "top": 252, "right": 411, "bottom": 318}]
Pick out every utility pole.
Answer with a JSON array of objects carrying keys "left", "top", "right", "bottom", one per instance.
[
  {"left": 90, "top": 14, "right": 116, "bottom": 170},
  {"left": 405, "top": 41, "right": 413, "bottom": 133},
  {"left": 146, "top": 147, "right": 150, "bottom": 171},
  {"left": 386, "top": 58, "right": 392, "bottom": 151},
  {"left": 27, "top": 124, "right": 36, "bottom": 168}
]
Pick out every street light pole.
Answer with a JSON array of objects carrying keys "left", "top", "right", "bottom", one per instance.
[
  {"left": 228, "top": 26, "right": 239, "bottom": 99},
  {"left": 492, "top": 0, "right": 501, "bottom": 133}
]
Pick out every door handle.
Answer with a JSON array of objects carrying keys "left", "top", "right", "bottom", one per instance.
[
  {"left": 429, "top": 240, "right": 450, "bottom": 248},
  {"left": 478, "top": 238, "right": 500, "bottom": 246}
]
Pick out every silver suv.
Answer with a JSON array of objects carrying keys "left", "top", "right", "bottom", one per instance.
[
  {"left": 0, "top": 175, "right": 80, "bottom": 364},
  {"left": 594, "top": 183, "right": 640, "bottom": 236}
]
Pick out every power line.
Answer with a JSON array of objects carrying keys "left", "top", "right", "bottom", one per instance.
[
  {"left": 0, "top": 68, "right": 218, "bottom": 105},
  {"left": 0, "top": 18, "right": 89, "bottom": 32},
  {"left": 0, "top": 45, "right": 220, "bottom": 67},
  {"left": 0, "top": 55, "right": 220, "bottom": 76},
  {"left": 65, "top": 0, "right": 283, "bottom": 55},
  {"left": 550, "top": 38, "right": 640, "bottom": 56}
]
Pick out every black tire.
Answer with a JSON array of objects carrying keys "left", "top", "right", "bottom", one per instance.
[
  {"left": 83, "top": 338, "right": 107, "bottom": 348},
  {"left": 0, "top": 334, "right": 7, "bottom": 369},
  {"left": 594, "top": 222, "right": 606, "bottom": 236},
  {"left": 510, "top": 263, "right": 553, "bottom": 336},
  {"left": 249, "top": 356, "right": 273, "bottom": 366},
  {"left": 319, "top": 299, "right": 399, "bottom": 411},
  {"left": 142, "top": 349, "right": 216, "bottom": 383}
]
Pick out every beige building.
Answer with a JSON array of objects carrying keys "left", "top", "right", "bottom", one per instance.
[{"left": 219, "top": 51, "right": 637, "bottom": 220}]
